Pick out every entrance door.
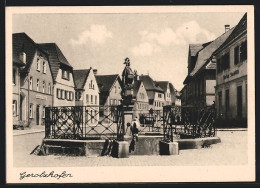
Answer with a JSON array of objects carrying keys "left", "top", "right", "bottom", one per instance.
[
  {"left": 36, "top": 105, "right": 40, "bottom": 125},
  {"left": 20, "top": 95, "right": 23, "bottom": 121},
  {"left": 237, "top": 86, "right": 242, "bottom": 118}
]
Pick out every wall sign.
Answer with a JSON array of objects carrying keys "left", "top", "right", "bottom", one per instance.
[{"left": 223, "top": 69, "right": 239, "bottom": 80}]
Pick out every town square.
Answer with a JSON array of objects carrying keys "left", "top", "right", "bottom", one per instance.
[{"left": 6, "top": 6, "right": 254, "bottom": 183}]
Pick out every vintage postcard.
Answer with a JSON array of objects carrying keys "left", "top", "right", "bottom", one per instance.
[{"left": 6, "top": 6, "right": 255, "bottom": 183}]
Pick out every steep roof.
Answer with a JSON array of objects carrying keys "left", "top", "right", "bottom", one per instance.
[
  {"left": 133, "top": 80, "right": 142, "bottom": 98},
  {"left": 215, "top": 13, "right": 247, "bottom": 55},
  {"left": 189, "top": 27, "right": 235, "bottom": 77},
  {"left": 95, "top": 74, "right": 120, "bottom": 93},
  {"left": 13, "top": 33, "right": 46, "bottom": 71},
  {"left": 139, "top": 75, "right": 164, "bottom": 92},
  {"left": 38, "top": 43, "right": 72, "bottom": 80},
  {"left": 73, "top": 69, "right": 91, "bottom": 89},
  {"left": 155, "top": 81, "right": 168, "bottom": 92},
  {"left": 169, "top": 82, "right": 176, "bottom": 95},
  {"left": 189, "top": 41, "right": 212, "bottom": 56}
]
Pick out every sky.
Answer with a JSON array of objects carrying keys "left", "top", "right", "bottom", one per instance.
[{"left": 12, "top": 12, "right": 245, "bottom": 91}]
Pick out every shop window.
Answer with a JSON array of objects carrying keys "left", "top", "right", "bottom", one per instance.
[{"left": 12, "top": 100, "right": 17, "bottom": 116}]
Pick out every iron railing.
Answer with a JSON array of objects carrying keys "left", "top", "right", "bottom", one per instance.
[
  {"left": 137, "top": 110, "right": 163, "bottom": 133},
  {"left": 162, "top": 106, "right": 216, "bottom": 142},
  {"left": 45, "top": 105, "right": 124, "bottom": 140}
]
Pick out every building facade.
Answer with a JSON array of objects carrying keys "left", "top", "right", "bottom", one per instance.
[
  {"left": 156, "top": 81, "right": 173, "bottom": 105},
  {"left": 74, "top": 68, "right": 99, "bottom": 124},
  {"left": 12, "top": 49, "right": 25, "bottom": 126},
  {"left": 95, "top": 74, "right": 122, "bottom": 106},
  {"left": 214, "top": 13, "right": 247, "bottom": 121},
  {"left": 182, "top": 27, "right": 234, "bottom": 107},
  {"left": 132, "top": 80, "right": 149, "bottom": 115},
  {"left": 13, "top": 33, "right": 54, "bottom": 127},
  {"left": 139, "top": 75, "right": 165, "bottom": 110},
  {"left": 39, "top": 43, "right": 75, "bottom": 106}
]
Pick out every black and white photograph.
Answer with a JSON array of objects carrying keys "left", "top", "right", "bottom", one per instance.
[{"left": 6, "top": 6, "right": 255, "bottom": 183}]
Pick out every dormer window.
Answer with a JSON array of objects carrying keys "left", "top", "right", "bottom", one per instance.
[
  {"left": 36, "top": 58, "right": 40, "bottom": 71},
  {"left": 62, "top": 70, "right": 70, "bottom": 80}
]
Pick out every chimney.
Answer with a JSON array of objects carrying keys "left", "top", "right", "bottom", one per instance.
[
  {"left": 225, "top": 25, "right": 230, "bottom": 32},
  {"left": 19, "top": 52, "right": 26, "bottom": 64},
  {"left": 93, "top": 69, "right": 97, "bottom": 75}
]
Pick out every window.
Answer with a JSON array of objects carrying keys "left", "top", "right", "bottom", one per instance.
[
  {"left": 70, "top": 92, "right": 74, "bottom": 101},
  {"left": 29, "top": 77, "right": 33, "bottom": 90},
  {"left": 42, "top": 106, "right": 45, "bottom": 118},
  {"left": 67, "top": 91, "right": 70, "bottom": 100},
  {"left": 234, "top": 46, "right": 240, "bottom": 65},
  {"left": 48, "top": 83, "right": 51, "bottom": 94},
  {"left": 115, "top": 86, "right": 117, "bottom": 93},
  {"left": 89, "top": 80, "right": 94, "bottom": 89},
  {"left": 43, "top": 61, "right": 46, "bottom": 73},
  {"left": 57, "top": 88, "right": 60, "bottom": 99},
  {"left": 91, "top": 95, "right": 93, "bottom": 104},
  {"left": 64, "top": 91, "right": 68, "bottom": 100},
  {"left": 13, "top": 69, "right": 16, "bottom": 85},
  {"left": 110, "top": 99, "right": 113, "bottom": 105},
  {"left": 240, "top": 40, "right": 247, "bottom": 62},
  {"left": 225, "top": 89, "right": 230, "bottom": 112},
  {"left": 29, "top": 104, "right": 33, "bottom": 118},
  {"left": 114, "top": 99, "right": 117, "bottom": 105},
  {"left": 61, "top": 90, "right": 65, "bottom": 100},
  {"left": 75, "top": 91, "right": 80, "bottom": 101},
  {"left": 221, "top": 52, "right": 230, "bottom": 70},
  {"left": 36, "top": 58, "right": 40, "bottom": 71},
  {"left": 95, "top": 95, "right": 97, "bottom": 104},
  {"left": 42, "top": 81, "right": 45, "bottom": 93},
  {"left": 158, "top": 93, "right": 162, "bottom": 98},
  {"left": 86, "top": 94, "right": 89, "bottom": 104},
  {"left": 12, "top": 100, "right": 17, "bottom": 116},
  {"left": 62, "top": 70, "right": 70, "bottom": 80},
  {"left": 36, "top": 79, "right": 39, "bottom": 91}
]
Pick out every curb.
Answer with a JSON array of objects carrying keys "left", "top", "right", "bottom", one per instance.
[
  {"left": 13, "top": 130, "right": 45, "bottom": 136},
  {"left": 216, "top": 128, "right": 247, "bottom": 131}
]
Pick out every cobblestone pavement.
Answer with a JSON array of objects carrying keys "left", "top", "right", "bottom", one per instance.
[{"left": 13, "top": 131, "right": 248, "bottom": 167}]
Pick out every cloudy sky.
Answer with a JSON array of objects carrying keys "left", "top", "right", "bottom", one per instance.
[{"left": 13, "top": 12, "right": 245, "bottom": 90}]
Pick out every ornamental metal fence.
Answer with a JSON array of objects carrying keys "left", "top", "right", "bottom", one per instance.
[
  {"left": 45, "top": 105, "right": 124, "bottom": 140},
  {"left": 162, "top": 106, "right": 216, "bottom": 142}
]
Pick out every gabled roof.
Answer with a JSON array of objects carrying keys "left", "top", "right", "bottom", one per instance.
[
  {"left": 189, "top": 41, "right": 212, "bottom": 57},
  {"left": 189, "top": 27, "right": 235, "bottom": 77},
  {"left": 169, "top": 82, "right": 176, "bottom": 95},
  {"left": 133, "top": 80, "right": 142, "bottom": 98},
  {"left": 38, "top": 43, "right": 72, "bottom": 80},
  {"left": 139, "top": 75, "right": 164, "bottom": 92},
  {"left": 155, "top": 81, "right": 169, "bottom": 92},
  {"left": 215, "top": 13, "right": 247, "bottom": 55},
  {"left": 73, "top": 69, "right": 91, "bottom": 89},
  {"left": 13, "top": 33, "right": 47, "bottom": 71},
  {"left": 95, "top": 74, "right": 120, "bottom": 93}
]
